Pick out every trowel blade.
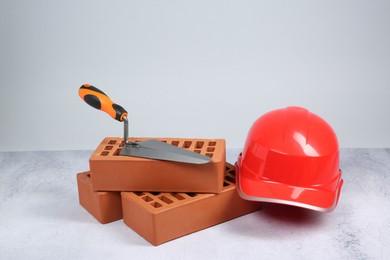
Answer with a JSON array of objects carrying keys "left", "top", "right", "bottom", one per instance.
[{"left": 119, "top": 139, "right": 212, "bottom": 164}]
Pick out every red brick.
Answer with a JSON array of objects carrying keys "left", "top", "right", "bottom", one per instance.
[
  {"left": 89, "top": 137, "right": 226, "bottom": 193},
  {"left": 77, "top": 172, "right": 122, "bottom": 224},
  {"left": 121, "top": 163, "right": 261, "bottom": 246}
]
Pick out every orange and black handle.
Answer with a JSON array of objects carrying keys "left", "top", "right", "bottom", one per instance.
[{"left": 78, "top": 84, "right": 128, "bottom": 122}]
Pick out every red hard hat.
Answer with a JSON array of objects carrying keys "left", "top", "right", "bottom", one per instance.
[{"left": 235, "top": 106, "right": 343, "bottom": 212}]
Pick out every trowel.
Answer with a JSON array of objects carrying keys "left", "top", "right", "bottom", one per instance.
[{"left": 78, "top": 84, "right": 211, "bottom": 164}]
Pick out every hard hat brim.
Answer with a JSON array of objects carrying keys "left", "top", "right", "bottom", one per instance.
[{"left": 236, "top": 164, "right": 343, "bottom": 213}]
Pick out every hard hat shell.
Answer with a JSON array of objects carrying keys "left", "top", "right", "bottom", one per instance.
[{"left": 235, "top": 106, "right": 343, "bottom": 212}]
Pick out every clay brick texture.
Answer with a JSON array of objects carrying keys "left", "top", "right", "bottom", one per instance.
[
  {"left": 121, "top": 163, "right": 262, "bottom": 246},
  {"left": 77, "top": 172, "right": 122, "bottom": 224},
  {"left": 89, "top": 137, "right": 226, "bottom": 193}
]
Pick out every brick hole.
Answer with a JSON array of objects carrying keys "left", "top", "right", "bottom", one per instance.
[
  {"left": 100, "top": 151, "right": 109, "bottom": 156},
  {"left": 183, "top": 141, "right": 192, "bottom": 148},
  {"left": 150, "top": 192, "right": 161, "bottom": 196},
  {"left": 150, "top": 202, "right": 162, "bottom": 208},
  {"left": 158, "top": 195, "right": 173, "bottom": 204},
  {"left": 225, "top": 175, "right": 235, "bottom": 183},
  {"left": 104, "top": 146, "right": 113, "bottom": 150},
  {"left": 195, "top": 141, "right": 204, "bottom": 149},
  {"left": 206, "top": 153, "right": 214, "bottom": 158},
  {"left": 142, "top": 196, "right": 153, "bottom": 202},
  {"left": 171, "top": 193, "right": 185, "bottom": 200},
  {"left": 223, "top": 182, "right": 230, "bottom": 187},
  {"left": 161, "top": 140, "right": 167, "bottom": 143},
  {"left": 208, "top": 141, "right": 216, "bottom": 146},
  {"left": 86, "top": 173, "right": 91, "bottom": 178},
  {"left": 113, "top": 149, "right": 121, "bottom": 156},
  {"left": 194, "top": 150, "right": 201, "bottom": 154},
  {"left": 119, "top": 141, "right": 125, "bottom": 147},
  {"left": 207, "top": 147, "right": 215, "bottom": 152},
  {"left": 228, "top": 170, "right": 236, "bottom": 176},
  {"left": 171, "top": 141, "right": 179, "bottom": 146},
  {"left": 134, "top": 192, "right": 144, "bottom": 196},
  {"left": 108, "top": 140, "right": 117, "bottom": 145},
  {"left": 185, "top": 192, "right": 198, "bottom": 197}
]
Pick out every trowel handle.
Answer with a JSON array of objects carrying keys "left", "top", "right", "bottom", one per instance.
[{"left": 78, "top": 84, "right": 128, "bottom": 122}]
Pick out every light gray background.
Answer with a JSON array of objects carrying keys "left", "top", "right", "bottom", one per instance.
[{"left": 1, "top": 0, "right": 389, "bottom": 151}]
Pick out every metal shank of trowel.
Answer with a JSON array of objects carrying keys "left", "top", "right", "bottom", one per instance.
[{"left": 123, "top": 116, "right": 138, "bottom": 147}]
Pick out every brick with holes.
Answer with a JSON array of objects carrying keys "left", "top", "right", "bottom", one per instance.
[
  {"left": 89, "top": 137, "right": 226, "bottom": 193},
  {"left": 76, "top": 171, "right": 122, "bottom": 224},
  {"left": 121, "top": 163, "right": 262, "bottom": 246}
]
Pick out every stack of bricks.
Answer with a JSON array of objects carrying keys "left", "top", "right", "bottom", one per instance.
[{"left": 76, "top": 137, "right": 261, "bottom": 246}]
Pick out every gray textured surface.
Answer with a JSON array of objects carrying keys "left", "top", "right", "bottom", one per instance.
[{"left": 0, "top": 148, "right": 389, "bottom": 259}]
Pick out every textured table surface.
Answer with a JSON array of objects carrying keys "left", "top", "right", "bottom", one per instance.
[{"left": 0, "top": 148, "right": 389, "bottom": 259}]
